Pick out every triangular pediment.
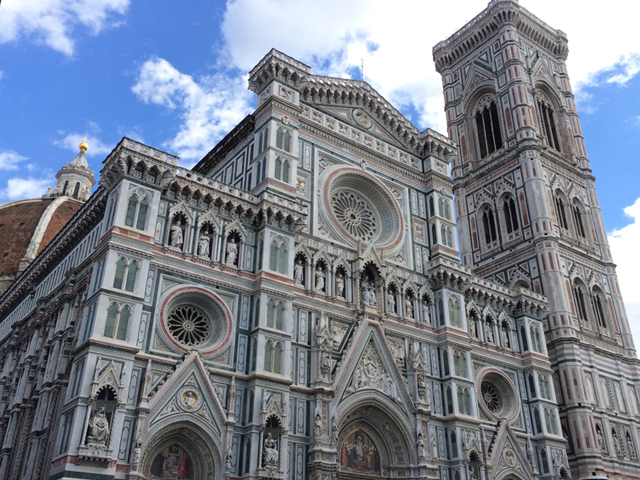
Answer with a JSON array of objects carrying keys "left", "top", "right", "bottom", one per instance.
[
  {"left": 147, "top": 353, "right": 226, "bottom": 438},
  {"left": 315, "top": 105, "right": 406, "bottom": 148},
  {"left": 488, "top": 421, "right": 535, "bottom": 480},
  {"left": 334, "top": 322, "right": 413, "bottom": 411}
]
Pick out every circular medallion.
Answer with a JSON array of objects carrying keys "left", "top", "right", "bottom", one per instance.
[
  {"left": 352, "top": 108, "right": 373, "bottom": 129},
  {"left": 476, "top": 369, "right": 519, "bottom": 422},
  {"left": 178, "top": 387, "right": 202, "bottom": 412}
]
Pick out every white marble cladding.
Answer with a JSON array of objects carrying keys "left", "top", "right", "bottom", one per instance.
[
  {"left": 123, "top": 139, "right": 178, "bottom": 165},
  {"left": 300, "top": 104, "right": 421, "bottom": 170}
]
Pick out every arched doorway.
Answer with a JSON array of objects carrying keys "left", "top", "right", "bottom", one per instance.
[
  {"left": 336, "top": 400, "right": 412, "bottom": 479},
  {"left": 140, "top": 422, "right": 221, "bottom": 480}
]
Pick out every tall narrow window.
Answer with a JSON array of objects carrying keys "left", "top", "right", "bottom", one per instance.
[
  {"left": 282, "top": 160, "right": 290, "bottom": 183},
  {"left": 593, "top": 292, "right": 607, "bottom": 328},
  {"left": 125, "top": 197, "right": 138, "bottom": 227},
  {"left": 113, "top": 258, "right": 126, "bottom": 289},
  {"left": 116, "top": 306, "right": 130, "bottom": 340},
  {"left": 572, "top": 203, "right": 586, "bottom": 238},
  {"left": 276, "top": 128, "right": 284, "bottom": 149},
  {"left": 482, "top": 208, "right": 498, "bottom": 244},
  {"left": 136, "top": 198, "right": 149, "bottom": 230},
  {"left": 125, "top": 261, "right": 138, "bottom": 292},
  {"left": 573, "top": 281, "right": 589, "bottom": 323},
  {"left": 284, "top": 131, "right": 291, "bottom": 152},
  {"left": 503, "top": 197, "right": 519, "bottom": 234},
  {"left": 104, "top": 303, "right": 119, "bottom": 338},
  {"left": 475, "top": 100, "right": 503, "bottom": 158},
  {"left": 537, "top": 95, "right": 561, "bottom": 151},
  {"left": 555, "top": 195, "right": 569, "bottom": 230},
  {"left": 274, "top": 343, "right": 282, "bottom": 374},
  {"left": 264, "top": 341, "right": 273, "bottom": 371},
  {"left": 275, "top": 158, "right": 282, "bottom": 179}
]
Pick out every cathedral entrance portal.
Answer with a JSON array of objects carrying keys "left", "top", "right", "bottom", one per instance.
[
  {"left": 336, "top": 401, "right": 412, "bottom": 479},
  {"left": 139, "top": 422, "right": 220, "bottom": 480}
]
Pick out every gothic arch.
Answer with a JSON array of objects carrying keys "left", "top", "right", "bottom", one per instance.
[{"left": 139, "top": 420, "right": 222, "bottom": 480}]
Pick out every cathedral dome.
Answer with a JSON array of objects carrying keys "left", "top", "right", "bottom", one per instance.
[
  {"left": 0, "top": 198, "right": 82, "bottom": 295},
  {"left": 0, "top": 143, "right": 94, "bottom": 296}
]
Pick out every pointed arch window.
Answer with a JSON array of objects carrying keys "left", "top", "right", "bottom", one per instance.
[
  {"left": 266, "top": 299, "right": 285, "bottom": 331},
  {"left": 125, "top": 194, "right": 150, "bottom": 230},
  {"left": 113, "top": 257, "right": 139, "bottom": 293},
  {"left": 593, "top": 289, "right": 608, "bottom": 329},
  {"left": 536, "top": 94, "right": 561, "bottom": 151},
  {"left": 448, "top": 297, "right": 462, "bottom": 328},
  {"left": 264, "top": 340, "right": 283, "bottom": 374},
  {"left": 269, "top": 238, "right": 288, "bottom": 274},
  {"left": 481, "top": 207, "right": 498, "bottom": 244},
  {"left": 530, "top": 325, "right": 543, "bottom": 353},
  {"left": 274, "top": 158, "right": 290, "bottom": 183},
  {"left": 554, "top": 194, "right": 570, "bottom": 230},
  {"left": 104, "top": 303, "right": 130, "bottom": 341},
  {"left": 572, "top": 201, "right": 586, "bottom": 238},
  {"left": 573, "top": 280, "right": 589, "bottom": 323},
  {"left": 503, "top": 196, "right": 519, "bottom": 234},
  {"left": 276, "top": 128, "right": 292, "bottom": 152},
  {"left": 258, "top": 128, "right": 268, "bottom": 153},
  {"left": 475, "top": 100, "right": 503, "bottom": 158}
]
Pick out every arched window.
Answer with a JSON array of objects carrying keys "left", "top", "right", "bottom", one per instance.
[
  {"left": 438, "top": 198, "right": 445, "bottom": 217},
  {"left": 264, "top": 341, "right": 283, "bottom": 374},
  {"left": 520, "top": 325, "right": 528, "bottom": 351},
  {"left": 282, "top": 160, "right": 290, "bottom": 182},
  {"left": 554, "top": 193, "right": 570, "bottom": 230},
  {"left": 529, "top": 373, "right": 537, "bottom": 398},
  {"left": 450, "top": 430, "right": 457, "bottom": 458},
  {"left": 258, "top": 128, "right": 268, "bottom": 153},
  {"left": 125, "top": 194, "right": 150, "bottom": 230},
  {"left": 534, "top": 407, "right": 543, "bottom": 434},
  {"left": 104, "top": 303, "right": 130, "bottom": 341},
  {"left": 448, "top": 297, "right": 462, "bottom": 328},
  {"left": 481, "top": 207, "right": 498, "bottom": 244},
  {"left": 572, "top": 200, "right": 586, "bottom": 238},
  {"left": 267, "top": 299, "right": 284, "bottom": 331},
  {"left": 475, "top": 100, "right": 503, "bottom": 158},
  {"left": 503, "top": 196, "right": 519, "bottom": 234},
  {"left": 442, "top": 349, "right": 450, "bottom": 377},
  {"left": 573, "top": 280, "right": 589, "bottom": 323},
  {"left": 446, "top": 385, "right": 453, "bottom": 415},
  {"left": 536, "top": 93, "right": 561, "bottom": 151},
  {"left": 530, "top": 325, "right": 542, "bottom": 353},
  {"left": 73, "top": 182, "right": 80, "bottom": 198},
  {"left": 62, "top": 180, "right": 69, "bottom": 195},
  {"left": 113, "top": 258, "right": 126, "bottom": 289},
  {"left": 276, "top": 128, "right": 291, "bottom": 151},
  {"left": 592, "top": 288, "right": 608, "bottom": 329},
  {"left": 540, "top": 375, "right": 551, "bottom": 399},
  {"left": 457, "top": 388, "right": 471, "bottom": 415},
  {"left": 437, "top": 298, "right": 445, "bottom": 327},
  {"left": 431, "top": 224, "right": 438, "bottom": 245},
  {"left": 540, "top": 447, "right": 549, "bottom": 473},
  {"left": 114, "top": 257, "right": 138, "bottom": 293},
  {"left": 275, "top": 157, "right": 282, "bottom": 179},
  {"left": 429, "top": 196, "right": 435, "bottom": 217}
]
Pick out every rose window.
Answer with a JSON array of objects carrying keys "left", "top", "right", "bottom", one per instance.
[
  {"left": 481, "top": 381, "right": 502, "bottom": 413},
  {"left": 331, "top": 191, "right": 377, "bottom": 242},
  {"left": 161, "top": 289, "right": 230, "bottom": 353},
  {"left": 167, "top": 305, "right": 211, "bottom": 347}
]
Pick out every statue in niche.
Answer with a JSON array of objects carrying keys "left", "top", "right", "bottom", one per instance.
[
  {"left": 486, "top": 323, "right": 494, "bottom": 343},
  {"left": 612, "top": 429, "right": 621, "bottom": 455},
  {"left": 335, "top": 273, "right": 345, "bottom": 298},
  {"left": 225, "top": 238, "right": 238, "bottom": 266},
  {"left": 87, "top": 407, "right": 110, "bottom": 445},
  {"left": 596, "top": 427, "right": 606, "bottom": 451},
  {"left": 421, "top": 301, "right": 430, "bottom": 324},
  {"left": 431, "top": 437, "right": 438, "bottom": 460},
  {"left": 198, "top": 232, "right": 210, "bottom": 257},
  {"left": 314, "top": 413, "right": 323, "bottom": 438},
  {"left": 502, "top": 326, "right": 510, "bottom": 348},
  {"left": 314, "top": 266, "right": 325, "bottom": 292},
  {"left": 263, "top": 433, "right": 279, "bottom": 466},
  {"left": 386, "top": 292, "right": 396, "bottom": 314},
  {"left": 417, "top": 433, "right": 426, "bottom": 461},
  {"left": 170, "top": 223, "right": 183, "bottom": 248},
  {"left": 294, "top": 260, "right": 304, "bottom": 285},
  {"left": 469, "top": 315, "right": 478, "bottom": 338},
  {"left": 406, "top": 299, "right": 414, "bottom": 319},
  {"left": 628, "top": 434, "right": 637, "bottom": 458}
]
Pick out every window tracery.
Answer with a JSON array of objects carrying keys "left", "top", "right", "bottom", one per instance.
[
  {"left": 536, "top": 92, "right": 561, "bottom": 151},
  {"left": 104, "top": 302, "right": 130, "bottom": 341},
  {"left": 113, "top": 257, "right": 138, "bottom": 293},
  {"left": 474, "top": 98, "right": 503, "bottom": 158},
  {"left": 125, "top": 194, "right": 150, "bottom": 230}
]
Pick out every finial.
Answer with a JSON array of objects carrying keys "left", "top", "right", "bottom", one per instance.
[{"left": 79, "top": 137, "right": 89, "bottom": 152}]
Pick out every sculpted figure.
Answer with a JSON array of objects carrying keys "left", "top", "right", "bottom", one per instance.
[
  {"left": 417, "top": 433, "right": 426, "bottom": 461},
  {"left": 225, "top": 238, "right": 238, "bottom": 266},
  {"left": 314, "top": 413, "right": 323, "bottom": 438},
  {"left": 294, "top": 260, "right": 304, "bottom": 285},
  {"left": 486, "top": 323, "right": 494, "bottom": 343},
  {"left": 170, "top": 224, "right": 183, "bottom": 248},
  {"left": 314, "top": 266, "right": 325, "bottom": 292},
  {"left": 406, "top": 299, "right": 414, "bottom": 319},
  {"left": 422, "top": 301, "right": 430, "bottom": 324},
  {"left": 597, "top": 428, "right": 606, "bottom": 450},
  {"left": 501, "top": 327, "right": 510, "bottom": 348},
  {"left": 386, "top": 292, "right": 396, "bottom": 314},
  {"left": 470, "top": 315, "right": 478, "bottom": 338},
  {"left": 198, "top": 232, "right": 210, "bottom": 257},
  {"left": 263, "top": 433, "right": 279, "bottom": 466},
  {"left": 335, "top": 273, "right": 345, "bottom": 298},
  {"left": 87, "top": 407, "right": 110, "bottom": 445},
  {"left": 369, "top": 284, "right": 377, "bottom": 306}
]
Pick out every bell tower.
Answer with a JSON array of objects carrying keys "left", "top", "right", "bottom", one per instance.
[{"left": 434, "top": 1, "right": 640, "bottom": 479}]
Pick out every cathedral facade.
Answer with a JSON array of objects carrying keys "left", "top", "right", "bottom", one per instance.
[{"left": 0, "top": 2, "right": 636, "bottom": 480}]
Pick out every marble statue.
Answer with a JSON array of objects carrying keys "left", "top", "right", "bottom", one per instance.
[
  {"left": 335, "top": 273, "right": 345, "bottom": 298},
  {"left": 225, "top": 238, "right": 238, "bottom": 266},
  {"left": 263, "top": 433, "right": 279, "bottom": 466},
  {"left": 170, "top": 224, "right": 183, "bottom": 248},
  {"left": 294, "top": 260, "right": 304, "bottom": 285},
  {"left": 87, "top": 407, "right": 109, "bottom": 445},
  {"left": 198, "top": 232, "right": 210, "bottom": 257},
  {"left": 314, "top": 266, "right": 325, "bottom": 292}
]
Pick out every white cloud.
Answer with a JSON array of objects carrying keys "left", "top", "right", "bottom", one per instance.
[
  {"left": 0, "top": 151, "right": 27, "bottom": 170},
  {"left": 54, "top": 132, "right": 112, "bottom": 156},
  {"left": 0, "top": 177, "right": 53, "bottom": 200},
  {"left": 132, "top": 57, "right": 253, "bottom": 164},
  {"left": 0, "top": 0, "right": 129, "bottom": 56},
  {"left": 608, "top": 197, "right": 640, "bottom": 346},
  {"left": 218, "top": 0, "right": 640, "bottom": 131}
]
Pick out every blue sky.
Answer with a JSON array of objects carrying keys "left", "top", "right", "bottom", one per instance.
[{"left": 1, "top": 0, "right": 640, "bottom": 337}]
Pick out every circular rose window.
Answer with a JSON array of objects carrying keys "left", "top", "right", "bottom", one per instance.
[
  {"left": 167, "top": 305, "right": 211, "bottom": 347},
  {"left": 320, "top": 168, "right": 403, "bottom": 250},
  {"left": 477, "top": 370, "right": 519, "bottom": 422},
  {"left": 161, "top": 289, "right": 230, "bottom": 354}
]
